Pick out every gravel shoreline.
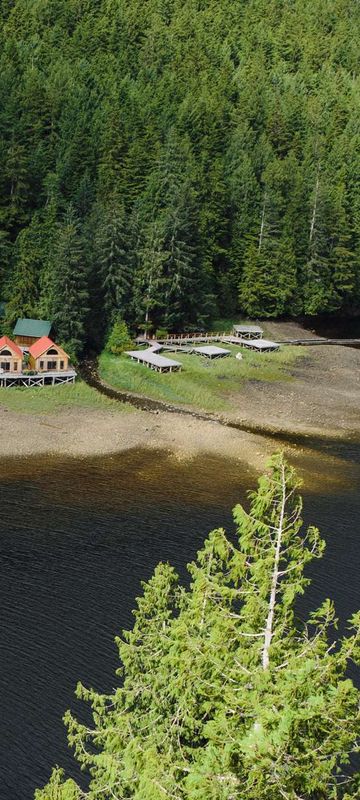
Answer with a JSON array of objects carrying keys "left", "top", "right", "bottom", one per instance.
[
  {"left": 0, "top": 404, "right": 277, "bottom": 472},
  {"left": 226, "top": 321, "right": 360, "bottom": 440},
  {"left": 1, "top": 322, "right": 359, "bottom": 465}
]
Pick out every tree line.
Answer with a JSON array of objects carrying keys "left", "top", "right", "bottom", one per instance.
[
  {"left": 35, "top": 454, "right": 360, "bottom": 799},
  {"left": 1, "top": 0, "right": 360, "bottom": 356}
]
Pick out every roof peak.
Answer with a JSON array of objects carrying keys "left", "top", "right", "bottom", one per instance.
[
  {"left": 0, "top": 335, "right": 23, "bottom": 358},
  {"left": 28, "top": 336, "right": 67, "bottom": 359}
]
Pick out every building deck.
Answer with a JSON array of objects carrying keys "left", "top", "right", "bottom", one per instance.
[
  {"left": 233, "top": 325, "right": 263, "bottom": 339},
  {"left": 239, "top": 339, "right": 279, "bottom": 352},
  {"left": 125, "top": 349, "right": 182, "bottom": 373},
  {"left": 194, "top": 345, "right": 231, "bottom": 359},
  {"left": 0, "top": 370, "right": 77, "bottom": 388}
]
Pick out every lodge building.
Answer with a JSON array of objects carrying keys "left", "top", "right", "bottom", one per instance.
[{"left": 0, "top": 324, "right": 75, "bottom": 390}]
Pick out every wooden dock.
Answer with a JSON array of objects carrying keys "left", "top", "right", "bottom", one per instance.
[{"left": 0, "top": 369, "right": 77, "bottom": 388}]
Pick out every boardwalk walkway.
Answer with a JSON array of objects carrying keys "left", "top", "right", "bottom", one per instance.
[{"left": 136, "top": 333, "right": 250, "bottom": 346}]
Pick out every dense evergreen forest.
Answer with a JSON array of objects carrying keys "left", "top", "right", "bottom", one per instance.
[{"left": 1, "top": 0, "right": 360, "bottom": 355}]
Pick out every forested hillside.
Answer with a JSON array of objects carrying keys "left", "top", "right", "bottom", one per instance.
[{"left": 1, "top": 0, "right": 360, "bottom": 353}]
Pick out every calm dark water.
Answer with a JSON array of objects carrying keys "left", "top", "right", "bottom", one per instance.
[{"left": 0, "top": 445, "right": 359, "bottom": 798}]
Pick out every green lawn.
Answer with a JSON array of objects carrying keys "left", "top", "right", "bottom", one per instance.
[
  {"left": 0, "top": 379, "right": 133, "bottom": 415},
  {"left": 99, "top": 345, "right": 305, "bottom": 413}
]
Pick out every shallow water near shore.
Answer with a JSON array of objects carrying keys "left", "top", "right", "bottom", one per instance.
[{"left": 1, "top": 444, "right": 359, "bottom": 798}]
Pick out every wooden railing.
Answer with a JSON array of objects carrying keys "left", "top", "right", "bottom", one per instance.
[{"left": 137, "top": 331, "right": 231, "bottom": 342}]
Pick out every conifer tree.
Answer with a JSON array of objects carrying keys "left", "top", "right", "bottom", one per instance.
[
  {"left": 133, "top": 219, "right": 168, "bottom": 335},
  {"left": 105, "top": 316, "right": 132, "bottom": 354},
  {"left": 240, "top": 236, "right": 297, "bottom": 318},
  {"left": 37, "top": 175, "right": 63, "bottom": 321},
  {"left": 0, "top": 230, "right": 11, "bottom": 298},
  {"left": 34, "top": 768, "right": 79, "bottom": 800},
  {"left": 239, "top": 159, "right": 298, "bottom": 317},
  {"left": 5, "top": 141, "right": 29, "bottom": 227},
  {"left": 37, "top": 454, "right": 360, "bottom": 800},
  {"left": 162, "top": 202, "right": 196, "bottom": 330},
  {"left": 4, "top": 217, "right": 43, "bottom": 325},
  {"left": 302, "top": 169, "right": 335, "bottom": 314},
  {"left": 95, "top": 198, "right": 131, "bottom": 323},
  {"left": 4, "top": 253, "right": 38, "bottom": 326},
  {"left": 329, "top": 184, "right": 358, "bottom": 312},
  {"left": 51, "top": 205, "right": 89, "bottom": 357}
]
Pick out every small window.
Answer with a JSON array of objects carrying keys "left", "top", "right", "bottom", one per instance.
[
  {"left": 40, "top": 361, "right": 44, "bottom": 369},
  {"left": 1, "top": 362, "right": 10, "bottom": 371},
  {"left": 47, "top": 348, "right": 58, "bottom": 355},
  {"left": 1, "top": 349, "right": 11, "bottom": 356},
  {"left": 60, "top": 360, "right": 64, "bottom": 370},
  {"left": 47, "top": 360, "right": 57, "bottom": 370},
  {"left": 13, "top": 362, "right": 17, "bottom": 371}
]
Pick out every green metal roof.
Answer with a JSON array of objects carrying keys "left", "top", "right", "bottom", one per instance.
[{"left": 13, "top": 318, "right": 52, "bottom": 337}]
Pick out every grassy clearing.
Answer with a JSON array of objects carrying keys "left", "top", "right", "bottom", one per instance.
[
  {"left": 99, "top": 345, "right": 306, "bottom": 413},
  {"left": 0, "top": 379, "right": 133, "bottom": 415}
]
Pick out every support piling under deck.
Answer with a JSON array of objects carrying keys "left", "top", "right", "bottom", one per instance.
[{"left": 0, "top": 370, "right": 77, "bottom": 388}]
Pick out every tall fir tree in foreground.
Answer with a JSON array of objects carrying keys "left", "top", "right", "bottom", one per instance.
[{"left": 36, "top": 454, "right": 360, "bottom": 800}]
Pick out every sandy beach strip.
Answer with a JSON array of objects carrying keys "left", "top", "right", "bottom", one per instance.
[{"left": 0, "top": 404, "right": 276, "bottom": 471}]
